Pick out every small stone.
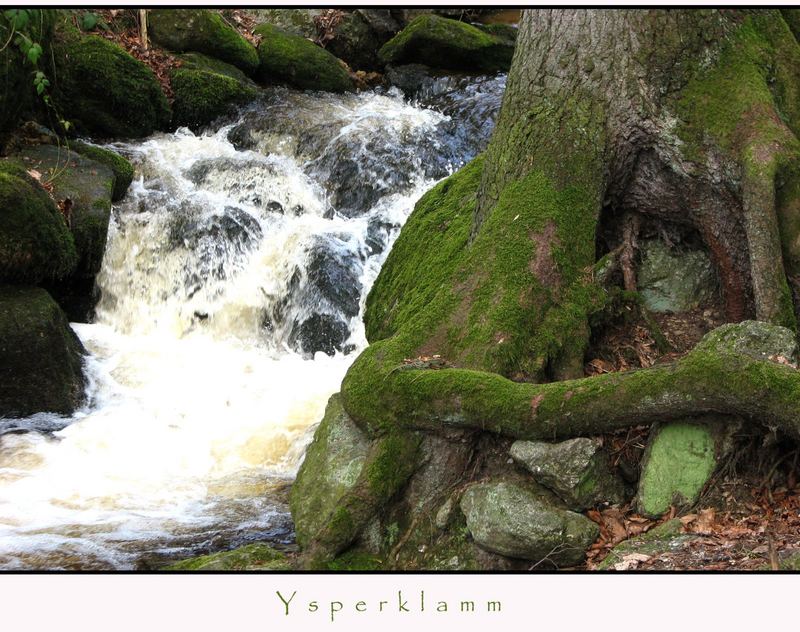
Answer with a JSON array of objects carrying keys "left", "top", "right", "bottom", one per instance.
[
  {"left": 637, "top": 240, "right": 717, "bottom": 313},
  {"left": 510, "top": 438, "right": 627, "bottom": 511},
  {"left": 460, "top": 481, "right": 599, "bottom": 567}
]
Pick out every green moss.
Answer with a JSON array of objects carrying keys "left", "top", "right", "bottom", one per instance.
[
  {"left": 164, "top": 543, "right": 290, "bottom": 571},
  {"left": 149, "top": 9, "right": 258, "bottom": 75},
  {"left": 326, "top": 550, "right": 384, "bottom": 571},
  {"left": 170, "top": 65, "right": 258, "bottom": 131},
  {"left": 0, "top": 285, "right": 85, "bottom": 416},
  {"left": 378, "top": 14, "right": 514, "bottom": 72},
  {"left": 636, "top": 422, "right": 717, "bottom": 517},
  {"left": 52, "top": 21, "right": 171, "bottom": 138},
  {"left": 0, "top": 160, "right": 77, "bottom": 284},
  {"left": 254, "top": 23, "right": 354, "bottom": 93},
  {"left": 71, "top": 142, "right": 134, "bottom": 202}
]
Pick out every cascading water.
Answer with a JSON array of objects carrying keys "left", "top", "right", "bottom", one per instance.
[{"left": 0, "top": 76, "right": 505, "bottom": 569}]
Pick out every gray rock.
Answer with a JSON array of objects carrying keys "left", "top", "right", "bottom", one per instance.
[
  {"left": 637, "top": 239, "right": 717, "bottom": 313},
  {"left": 460, "top": 481, "right": 599, "bottom": 567},
  {"left": 289, "top": 394, "right": 370, "bottom": 548},
  {"left": 695, "top": 320, "right": 799, "bottom": 365},
  {"left": 510, "top": 438, "right": 626, "bottom": 510}
]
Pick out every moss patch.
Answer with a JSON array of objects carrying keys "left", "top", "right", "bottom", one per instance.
[
  {"left": 0, "top": 159, "right": 77, "bottom": 284},
  {"left": 52, "top": 20, "right": 171, "bottom": 138},
  {"left": 636, "top": 422, "right": 717, "bottom": 518},
  {"left": 378, "top": 14, "right": 514, "bottom": 72},
  {"left": 171, "top": 55, "right": 258, "bottom": 131},
  {"left": 254, "top": 23, "right": 354, "bottom": 93},
  {"left": 149, "top": 9, "right": 258, "bottom": 75},
  {"left": 164, "top": 543, "right": 290, "bottom": 571},
  {"left": 0, "top": 285, "right": 85, "bottom": 416}
]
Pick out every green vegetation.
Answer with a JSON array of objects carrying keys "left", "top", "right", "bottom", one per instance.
[
  {"left": 0, "top": 159, "right": 77, "bottom": 284},
  {"left": 254, "top": 23, "right": 354, "bottom": 93},
  {"left": 171, "top": 54, "right": 258, "bottom": 131},
  {"left": 149, "top": 9, "right": 258, "bottom": 75},
  {"left": 164, "top": 543, "right": 290, "bottom": 571},
  {"left": 378, "top": 14, "right": 515, "bottom": 72},
  {"left": 52, "top": 19, "right": 171, "bottom": 138}
]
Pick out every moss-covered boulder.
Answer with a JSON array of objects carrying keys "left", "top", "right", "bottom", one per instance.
[
  {"left": 13, "top": 144, "right": 115, "bottom": 321},
  {"left": 0, "top": 9, "right": 56, "bottom": 133},
  {"left": 0, "top": 159, "right": 77, "bottom": 284},
  {"left": 71, "top": 142, "right": 134, "bottom": 202},
  {"left": 378, "top": 15, "right": 515, "bottom": 73},
  {"left": 290, "top": 393, "right": 370, "bottom": 549},
  {"left": 637, "top": 240, "right": 717, "bottom": 313},
  {"left": 0, "top": 285, "right": 85, "bottom": 417},
  {"left": 52, "top": 24, "right": 170, "bottom": 138},
  {"left": 636, "top": 418, "right": 737, "bottom": 518},
  {"left": 510, "top": 438, "right": 627, "bottom": 511},
  {"left": 15, "top": 144, "right": 113, "bottom": 280},
  {"left": 149, "top": 9, "right": 258, "bottom": 75},
  {"left": 460, "top": 480, "right": 599, "bottom": 567},
  {"left": 171, "top": 53, "right": 259, "bottom": 131},
  {"left": 164, "top": 543, "right": 291, "bottom": 571},
  {"left": 326, "top": 11, "right": 394, "bottom": 71},
  {"left": 254, "top": 24, "right": 355, "bottom": 93}
]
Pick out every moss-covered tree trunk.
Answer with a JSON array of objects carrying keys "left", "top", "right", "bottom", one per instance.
[{"left": 298, "top": 8, "right": 800, "bottom": 566}]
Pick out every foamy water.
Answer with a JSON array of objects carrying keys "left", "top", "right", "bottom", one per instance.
[{"left": 0, "top": 80, "right": 505, "bottom": 569}]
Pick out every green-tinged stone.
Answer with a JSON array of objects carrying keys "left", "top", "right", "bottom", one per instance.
[{"left": 164, "top": 543, "right": 290, "bottom": 571}]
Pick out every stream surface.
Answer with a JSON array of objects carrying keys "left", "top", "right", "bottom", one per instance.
[{"left": 0, "top": 75, "right": 505, "bottom": 569}]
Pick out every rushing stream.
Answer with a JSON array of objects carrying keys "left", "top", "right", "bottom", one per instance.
[{"left": 0, "top": 75, "right": 505, "bottom": 569}]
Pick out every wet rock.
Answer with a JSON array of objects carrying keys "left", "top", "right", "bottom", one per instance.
[
  {"left": 289, "top": 313, "right": 351, "bottom": 357},
  {"left": 290, "top": 394, "right": 371, "bottom": 548},
  {"left": 254, "top": 24, "right": 354, "bottom": 93},
  {"left": 637, "top": 240, "right": 717, "bottom": 313},
  {"left": 248, "top": 9, "right": 323, "bottom": 38},
  {"left": 52, "top": 21, "right": 170, "bottom": 138},
  {"left": 70, "top": 142, "right": 134, "bottom": 202},
  {"left": 365, "top": 217, "right": 396, "bottom": 256},
  {"left": 170, "top": 53, "right": 259, "bottom": 131},
  {"left": 636, "top": 417, "right": 738, "bottom": 518},
  {"left": 0, "top": 159, "right": 77, "bottom": 285},
  {"left": 149, "top": 9, "right": 259, "bottom": 75},
  {"left": 164, "top": 542, "right": 290, "bottom": 571},
  {"left": 384, "top": 63, "right": 437, "bottom": 97},
  {"left": 378, "top": 15, "right": 515, "bottom": 73},
  {"left": 460, "top": 480, "right": 599, "bottom": 567},
  {"left": 327, "top": 11, "right": 395, "bottom": 71},
  {"left": 510, "top": 438, "right": 627, "bottom": 511},
  {"left": 0, "top": 285, "right": 85, "bottom": 417},
  {"left": 304, "top": 236, "right": 363, "bottom": 319}
]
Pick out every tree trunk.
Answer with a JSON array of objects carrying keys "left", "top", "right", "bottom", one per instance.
[{"left": 301, "top": 8, "right": 800, "bottom": 566}]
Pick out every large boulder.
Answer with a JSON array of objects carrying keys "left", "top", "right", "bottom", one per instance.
[
  {"left": 290, "top": 394, "right": 371, "bottom": 548},
  {"left": 52, "top": 24, "right": 171, "bottom": 138},
  {"left": 637, "top": 240, "right": 717, "bottom": 313},
  {"left": 510, "top": 438, "right": 627, "bottom": 511},
  {"left": 148, "top": 9, "right": 258, "bottom": 75},
  {"left": 171, "top": 53, "right": 259, "bottom": 131},
  {"left": 70, "top": 142, "right": 134, "bottom": 202},
  {"left": 378, "top": 15, "right": 515, "bottom": 73},
  {"left": 13, "top": 144, "right": 117, "bottom": 321},
  {"left": 636, "top": 418, "right": 737, "bottom": 518},
  {"left": 326, "top": 10, "right": 398, "bottom": 71},
  {"left": 254, "top": 24, "right": 354, "bottom": 93},
  {"left": 459, "top": 480, "right": 599, "bottom": 567},
  {"left": 0, "top": 9, "right": 56, "bottom": 132},
  {"left": 0, "top": 285, "right": 85, "bottom": 417},
  {"left": 247, "top": 9, "right": 323, "bottom": 38},
  {"left": 0, "top": 160, "right": 77, "bottom": 285}
]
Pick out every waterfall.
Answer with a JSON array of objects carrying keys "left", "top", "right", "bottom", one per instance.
[{"left": 0, "top": 77, "right": 505, "bottom": 569}]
